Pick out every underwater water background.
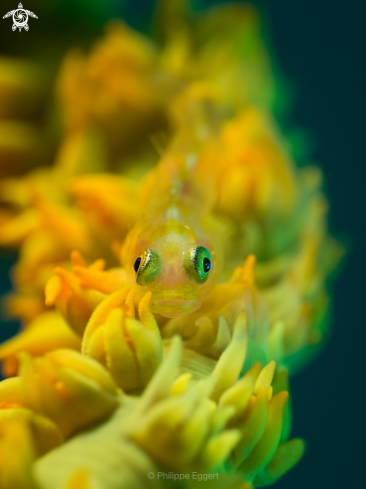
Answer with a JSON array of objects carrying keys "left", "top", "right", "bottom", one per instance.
[{"left": 0, "top": 1, "right": 365, "bottom": 488}]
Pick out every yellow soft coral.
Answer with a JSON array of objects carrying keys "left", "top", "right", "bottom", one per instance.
[
  {"left": 83, "top": 290, "right": 163, "bottom": 392},
  {"left": 0, "top": 418, "right": 38, "bottom": 489},
  {"left": 19, "top": 349, "right": 120, "bottom": 438},
  {"left": 0, "top": 2, "right": 341, "bottom": 488}
]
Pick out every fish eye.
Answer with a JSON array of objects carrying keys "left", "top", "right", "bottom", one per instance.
[
  {"left": 134, "top": 249, "right": 162, "bottom": 286},
  {"left": 183, "top": 246, "right": 212, "bottom": 284}
]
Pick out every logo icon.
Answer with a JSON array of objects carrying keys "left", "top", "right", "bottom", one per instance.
[{"left": 3, "top": 3, "right": 38, "bottom": 31}]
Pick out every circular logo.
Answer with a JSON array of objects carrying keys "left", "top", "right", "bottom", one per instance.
[
  {"left": 147, "top": 472, "right": 155, "bottom": 479},
  {"left": 13, "top": 8, "right": 28, "bottom": 28}
]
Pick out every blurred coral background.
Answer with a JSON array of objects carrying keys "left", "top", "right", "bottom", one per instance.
[{"left": 0, "top": 1, "right": 365, "bottom": 488}]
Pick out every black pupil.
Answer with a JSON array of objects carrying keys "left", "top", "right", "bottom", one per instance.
[
  {"left": 203, "top": 257, "right": 211, "bottom": 273},
  {"left": 134, "top": 257, "right": 141, "bottom": 272}
]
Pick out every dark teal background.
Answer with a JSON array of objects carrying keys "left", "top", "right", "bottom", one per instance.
[
  {"left": 0, "top": 1, "right": 365, "bottom": 488},
  {"left": 262, "top": 2, "right": 366, "bottom": 488}
]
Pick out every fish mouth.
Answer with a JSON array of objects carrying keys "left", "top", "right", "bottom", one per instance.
[{"left": 152, "top": 298, "right": 199, "bottom": 318}]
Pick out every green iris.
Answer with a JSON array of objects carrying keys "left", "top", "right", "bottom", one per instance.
[
  {"left": 134, "top": 249, "right": 162, "bottom": 286},
  {"left": 183, "top": 246, "right": 212, "bottom": 284}
]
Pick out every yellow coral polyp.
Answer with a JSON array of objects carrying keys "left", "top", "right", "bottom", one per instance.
[
  {"left": 0, "top": 311, "right": 81, "bottom": 376},
  {"left": 0, "top": 1, "right": 342, "bottom": 488},
  {"left": 217, "top": 108, "right": 297, "bottom": 219},
  {"left": 0, "top": 419, "right": 37, "bottom": 489},
  {"left": 19, "top": 349, "right": 120, "bottom": 438},
  {"left": 83, "top": 291, "right": 163, "bottom": 392}
]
